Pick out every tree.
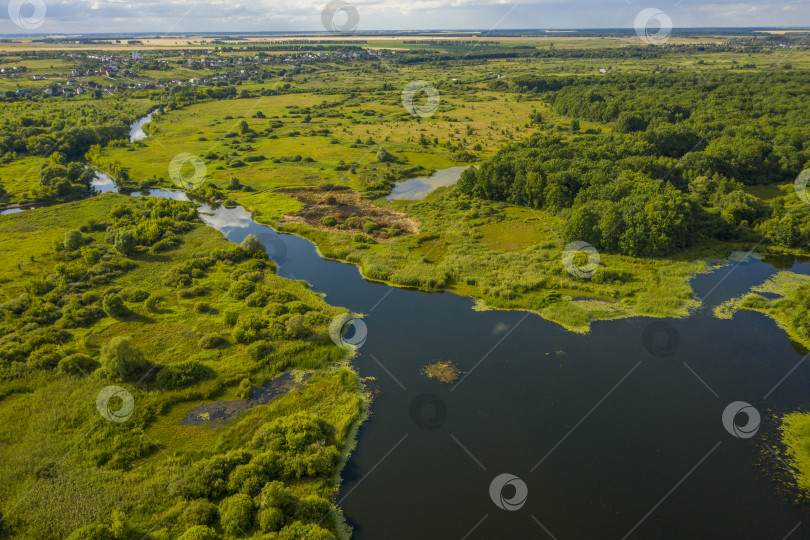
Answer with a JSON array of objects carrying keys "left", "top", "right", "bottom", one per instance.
[
  {"left": 100, "top": 336, "right": 151, "bottom": 382},
  {"left": 376, "top": 147, "right": 396, "bottom": 163},
  {"left": 219, "top": 494, "right": 254, "bottom": 537},
  {"left": 569, "top": 119, "right": 580, "bottom": 133},
  {"left": 238, "top": 120, "right": 250, "bottom": 135},
  {"left": 240, "top": 234, "right": 265, "bottom": 254},
  {"left": 114, "top": 230, "right": 136, "bottom": 256},
  {"left": 178, "top": 526, "right": 221, "bottom": 540}
]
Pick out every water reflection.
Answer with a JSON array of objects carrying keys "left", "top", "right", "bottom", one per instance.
[{"left": 386, "top": 166, "right": 467, "bottom": 201}]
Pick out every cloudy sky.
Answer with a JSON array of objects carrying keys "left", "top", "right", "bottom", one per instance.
[{"left": 1, "top": 0, "right": 808, "bottom": 34}]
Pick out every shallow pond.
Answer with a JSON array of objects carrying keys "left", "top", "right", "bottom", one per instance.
[{"left": 386, "top": 166, "right": 467, "bottom": 201}]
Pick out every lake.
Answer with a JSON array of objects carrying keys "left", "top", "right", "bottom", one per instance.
[{"left": 192, "top": 201, "right": 810, "bottom": 540}]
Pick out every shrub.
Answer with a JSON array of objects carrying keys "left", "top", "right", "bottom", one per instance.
[
  {"left": 177, "top": 525, "right": 221, "bottom": 540},
  {"left": 219, "top": 494, "right": 254, "bottom": 537},
  {"left": 321, "top": 216, "right": 337, "bottom": 227},
  {"left": 236, "top": 377, "right": 252, "bottom": 399},
  {"left": 245, "top": 290, "right": 269, "bottom": 308},
  {"left": 265, "top": 302, "right": 288, "bottom": 316},
  {"left": 114, "top": 230, "right": 137, "bottom": 256},
  {"left": 295, "top": 495, "right": 331, "bottom": 522},
  {"left": 257, "top": 507, "right": 285, "bottom": 533},
  {"left": 156, "top": 361, "right": 213, "bottom": 389},
  {"left": 232, "top": 317, "right": 266, "bottom": 344},
  {"left": 224, "top": 309, "right": 239, "bottom": 326},
  {"left": 256, "top": 480, "right": 296, "bottom": 512},
  {"left": 57, "top": 353, "right": 100, "bottom": 376},
  {"left": 178, "top": 499, "right": 219, "bottom": 528},
  {"left": 124, "top": 289, "right": 150, "bottom": 302},
  {"left": 229, "top": 280, "right": 255, "bottom": 300},
  {"left": 102, "top": 293, "right": 128, "bottom": 318},
  {"left": 100, "top": 337, "right": 151, "bottom": 382},
  {"left": 285, "top": 301, "right": 311, "bottom": 314},
  {"left": 183, "top": 451, "right": 252, "bottom": 499},
  {"left": 277, "top": 522, "right": 336, "bottom": 540},
  {"left": 64, "top": 229, "right": 84, "bottom": 251},
  {"left": 28, "top": 345, "right": 63, "bottom": 369},
  {"left": 199, "top": 333, "right": 227, "bottom": 349},
  {"left": 247, "top": 340, "right": 273, "bottom": 363},
  {"left": 285, "top": 314, "right": 308, "bottom": 338},
  {"left": 240, "top": 234, "right": 265, "bottom": 255},
  {"left": 362, "top": 221, "right": 379, "bottom": 234},
  {"left": 144, "top": 294, "right": 164, "bottom": 312},
  {"left": 194, "top": 301, "right": 213, "bottom": 314}
]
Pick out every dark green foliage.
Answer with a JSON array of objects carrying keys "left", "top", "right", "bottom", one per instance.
[
  {"left": 240, "top": 234, "right": 265, "bottom": 254},
  {"left": 219, "top": 493, "right": 254, "bottom": 537},
  {"left": 177, "top": 499, "right": 219, "bottom": 529},
  {"left": 57, "top": 353, "right": 100, "bottom": 376},
  {"left": 229, "top": 280, "right": 255, "bottom": 300},
  {"left": 100, "top": 336, "right": 151, "bottom": 382},
  {"left": 102, "top": 293, "right": 128, "bottom": 318},
  {"left": 63, "top": 229, "right": 84, "bottom": 251},
  {"left": 198, "top": 333, "right": 228, "bottom": 349},
  {"left": 114, "top": 230, "right": 136, "bottom": 256},
  {"left": 247, "top": 340, "right": 274, "bottom": 363},
  {"left": 177, "top": 525, "right": 220, "bottom": 540},
  {"left": 251, "top": 413, "right": 340, "bottom": 479},
  {"left": 156, "top": 361, "right": 214, "bottom": 389},
  {"left": 182, "top": 451, "right": 253, "bottom": 499}
]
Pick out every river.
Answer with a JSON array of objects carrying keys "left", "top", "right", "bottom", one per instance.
[
  {"left": 6, "top": 131, "right": 810, "bottom": 539},
  {"left": 122, "top": 183, "right": 810, "bottom": 539}
]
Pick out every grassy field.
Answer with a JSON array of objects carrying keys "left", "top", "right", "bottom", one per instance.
[{"left": 0, "top": 195, "right": 365, "bottom": 539}]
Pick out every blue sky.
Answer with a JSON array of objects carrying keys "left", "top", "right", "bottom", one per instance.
[{"left": 1, "top": 0, "right": 808, "bottom": 34}]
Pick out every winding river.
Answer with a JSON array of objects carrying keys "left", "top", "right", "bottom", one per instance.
[
  {"left": 4, "top": 122, "right": 810, "bottom": 538},
  {"left": 126, "top": 183, "right": 810, "bottom": 539}
]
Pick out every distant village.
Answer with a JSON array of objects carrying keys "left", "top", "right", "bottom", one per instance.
[{"left": 0, "top": 47, "right": 394, "bottom": 98}]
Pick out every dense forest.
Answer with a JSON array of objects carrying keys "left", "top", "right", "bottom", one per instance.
[{"left": 458, "top": 71, "right": 810, "bottom": 256}]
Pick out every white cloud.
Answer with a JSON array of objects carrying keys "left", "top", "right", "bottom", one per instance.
[{"left": 0, "top": 0, "right": 807, "bottom": 33}]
